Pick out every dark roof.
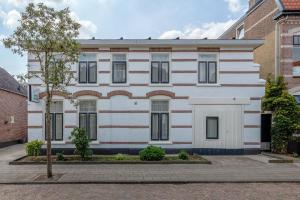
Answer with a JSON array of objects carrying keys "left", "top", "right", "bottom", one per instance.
[{"left": 0, "top": 67, "right": 27, "bottom": 97}]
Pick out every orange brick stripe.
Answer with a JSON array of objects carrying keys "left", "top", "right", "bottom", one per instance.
[
  {"left": 198, "top": 48, "right": 220, "bottom": 52},
  {"left": 173, "top": 83, "right": 197, "bottom": 86},
  {"left": 220, "top": 59, "right": 254, "bottom": 62},
  {"left": 219, "top": 71, "right": 258, "bottom": 74},
  {"left": 99, "top": 125, "right": 149, "bottom": 128},
  {"left": 28, "top": 111, "right": 43, "bottom": 113},
  {"left": 220, "top": 50, "right": 252, "bottom": 52},
  {"left": 130, "top": 84, "right": 149, "bottom": 86},
  {"left": 73, "top": 90, "right": 102, "bottom": 98},
  {"left": 128, "top": 59, "right": 149, "bottom": 62},
  {"left": 107, "top": 90, "right": 133, "bottom": 98},
  {"left": 222, "top": 84, "right": 265, "bottom": 87},
  {"left": 99, "top": 110, "right": 149, "bottom": 113}
]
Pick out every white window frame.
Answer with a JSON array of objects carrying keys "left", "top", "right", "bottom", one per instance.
[
  {"left": 78, "top": 52, "right": 98, "bottom": 86},
  {"left": 149, "top": 53, "right": 172, "bottom": 86},
  {"left": 236, "top": 23, "right": 245, "bottom": 39},
  {"left": 110, "top": 53, "right": 129, "bottom": 86},
  {"left": 197, "top": 52, "right": 220, "bottom": 87}
]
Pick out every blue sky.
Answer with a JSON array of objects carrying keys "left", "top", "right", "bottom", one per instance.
[{"left": 0, "top": 0, "right": 247, "bottom": 75}]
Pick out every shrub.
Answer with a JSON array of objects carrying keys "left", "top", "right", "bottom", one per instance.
[
  {"left": 139, "top": 145, "right": 165, "bottom": 161},
  {"left": 26, "top": 140, "right": 43, "bottom": 156},
  {"left": 178, "top": 150, "right": 189, "bottom": 160},
  {"left": 56, "top": 152, "right": 65, "bottom": 161},
  {"left": 69, "top": 128, "right": 92, "bottom": 160},
  {"left": 115, "top": 153, "right": 126, "bottom": 160}
]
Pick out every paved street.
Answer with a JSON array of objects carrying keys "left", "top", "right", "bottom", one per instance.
[
  {"left": 1, "top": 183, "right": 300, "bottom": 200},
  {"left": 2, "top": 145, "right": 300, "bottom": 183}
]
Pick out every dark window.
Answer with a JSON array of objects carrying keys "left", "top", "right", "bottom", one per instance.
[
  {"left": 151, "top": 101, "right": 169, "bottom": 141},
  {"left": 79, "top": 61, "right": 97, "bottom": 83},
  {"left": 206, "top": 117, "right": 218, "bottom": 139},
  {"left": 293, "top": 35, "right": 300, "bottom": 45},
  {"left": 79, "top": 100, "right": 97, "bottom": 140},
  {"left": 151, "top": 61, "right": 169, "bottom": 83},
  {"left": 45, "top": 101, "right": 63, "bottom": 141},
  {"left": 294, "top": 95, "right": 300, "bottom": 105},
  {"left": 112, "top": 61, "right": 127, "bottom": 83},
  {"left": 198, "top": 61, "right": 217, "bottom": 84}
]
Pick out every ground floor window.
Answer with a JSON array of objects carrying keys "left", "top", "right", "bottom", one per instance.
[
  {"left": 206, "top": 117, "right": 218, "bottom": 139},
  {"left": 45, "top": 101, "right": 63, "bottom": 141},
  {"left": 79, "top": 100, "right": 97, "bottom": 140},
  {"left": 151, "top": 100, "right": 169, "bottom": 140}
]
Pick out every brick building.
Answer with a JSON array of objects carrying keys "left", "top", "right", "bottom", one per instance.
[
  {"left": 219, "top": 0, "right": 300, "bottom": 95},
  {"left": 0, "top": 67, "right": 27, "bottom": 147}
]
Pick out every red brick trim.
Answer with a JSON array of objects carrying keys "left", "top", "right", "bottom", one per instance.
[
  {"left": 73, "top": 90, "right": 102, "bottom": 98},
  {"left": 171, "top": 110, "right": 192, "bottom": 113},
  {"left": 250, "top": 97, "right": 262, "bottom": 100},
  {"left": 171, "top": 59, "right": 197, "bottom": 62},
  {"left": 28, "top": 111, "right": 43, "bottom": 113},
  {"left": 244, "top": 125, "right": 260, "bottom": 128},
  {"left": 129, "top": 70, "right": 149, "bottom": 74},
  {"left": 146, "top": 90, "right": 175, "bottom": 98},
  {"left": 171, "top": 70, "right": 197, "bottom": 73},
  {"left": 65, "top": 125, "right": 77, "bottom": 128},
  {"left": 65, "top": 110, "right": 77, "bottom": 113},
  {"left": 222, "top": 84, "right": 265, "bottom": 87},
  {"left": 39, "top": 91, "right": 69, "bottom": 99},
  {"left": 129, "top": 50, "right": 149, "bottom": 52},
  {"left": 172, "top": 50, "right": 198, "bottom": 52},
  {"left": 220, "top": 50, "right": 252, "bottom": 52},
  {"left": 150, "top": 48, "right": 172, "bottom": 52},
  {"left": 107, "top": 90, "right": 133, "bottom": 98},
  {"left": 171, "top": 125, "right": 192, "bottom": 128},
  {"left": 173, "top": 141, "right": 192, "bottom": 144},
  {"left": 244, "top": 142, "right": 260, "bottom": 145},
  {"left": 220, "top": 59, "right": 254, "bottom": 62},
  {"left": 99, "top": 110, "right": 149, "bottom": 113},
  {"left": 244, "top": 111, "right": 261, "bottom": 114},
  {"left": 99, "top": 84, "right": 110, "bottom": 86},
  {"left": 130, "top": 84, "right": 149, "bottom": 86},
  {"left": 128, "top": 59, "right": 149, "bottom": 62},
  {"left": 219, "top": 71, "right": 258, "bottom": 74},
  {"left": 198, "top": 47, "right": 220, "bottom": 52},
  {"left": 100, "top": 141, "right": 148, "bottom": 144},
  {"left": 110, "top": 48, "right": 129, "bottom": 52},
  {"left": 27, "top": 125, "right": 43, "bottom": 128},
  {"left": 99, "top": 59, "right": 111, "bottom": 62},
  {"left": 293, "top": 61, "right": 300, "bottom": 66},
  {"left": 98, "top": 71, "right": 110, "bottom": 73},
  {"left": 173, "top": 83, "right": 197, "bottom": 86},
  {"left": 173, "top": 96, "right": 189, "bottom": 99},
  {"left": 99, "top": 125, "right": 149, "bottom": 128}
]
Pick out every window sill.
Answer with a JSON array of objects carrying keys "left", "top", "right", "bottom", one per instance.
[
  {"left": 149, "top": 84, "right": 172, "bottom": 87},
  {"left": 110, "top": 84, "right": 130, "bottom": 87},
  {"left": 76, "top": 84, "right": 99, "bottom": 87},
  {"left": 196, "top": 83, "right": 221, "bottom": 87},
  {"left": 45, "top": 141, "right": 66, "bottom": 144},
  {"left": 148, "top": 141, "right": 173, "bottom": 145}
]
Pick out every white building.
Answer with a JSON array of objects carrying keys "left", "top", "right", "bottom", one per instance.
[{"left": 27, "top": 39, "right": 265, "bottom": 154}]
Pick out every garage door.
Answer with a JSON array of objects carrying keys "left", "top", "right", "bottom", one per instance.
[{"left": 193, "top": 105, "right": 243, "bottom": 149}]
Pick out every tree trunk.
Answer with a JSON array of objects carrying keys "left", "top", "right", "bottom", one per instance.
[{"left": 45, "top": 89, "right": 52, "bottom": 178}]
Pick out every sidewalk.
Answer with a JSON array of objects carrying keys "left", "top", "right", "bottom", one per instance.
[{"left": 2, "top": 145, "right": 300, "bottom": 184}]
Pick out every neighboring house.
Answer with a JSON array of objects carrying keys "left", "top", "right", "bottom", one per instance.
[
  {"left": 0, "top": 67, "right": 27, "bottom": 147},
  {"left": 219, "top": 0, "right": 300, "bottom": 97},
  {"left": 27, "top": 39, "right": 265, "bottom": 154}
]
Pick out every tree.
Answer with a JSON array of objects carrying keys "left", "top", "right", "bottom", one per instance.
[
  {"left": 262, "top": 76, "right": 300, "bottom": 153},
  {"left": 3, "top": 3, "right": 81, "bottom": 178}
]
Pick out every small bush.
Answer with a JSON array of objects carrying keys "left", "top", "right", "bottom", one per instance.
[
  {"left": 115, "top": 153, "right": 126, "bottom": 160},
  {"left": 69, "top": 127, "right": 92, "bottom": 160},
  {"left": 178, "top": 150, "right": 189, "bottom": 160},
  {"left": 26, "top": 140, "right": 43, "bottom": 156},
  {"left": 56, "top": 152, "right": 65, "bottom": 161},
  {"left": 139, "top": 145, "right": 165, "bottom": 161}
]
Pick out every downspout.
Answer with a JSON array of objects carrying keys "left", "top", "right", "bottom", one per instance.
[{"left": 275, "top": 15, "right": 288, "bottom": 77}]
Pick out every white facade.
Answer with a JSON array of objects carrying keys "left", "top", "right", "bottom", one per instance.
[{"left": 27, "top": 39, "right": 265, "bottom": 154}]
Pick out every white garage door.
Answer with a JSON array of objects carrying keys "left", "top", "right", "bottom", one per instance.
[{"left": 193, "top": 105, "right": 243, "bottom": 149}]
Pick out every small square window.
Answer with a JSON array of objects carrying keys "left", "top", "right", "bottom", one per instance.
[{"left": 206, "top": 117, "right": 218, "bottom": 139}]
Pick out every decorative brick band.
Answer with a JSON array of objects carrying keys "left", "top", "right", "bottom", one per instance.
[
  {"left": 65, "top": 110, "right": 77, "bottom": 113},
  {"left": 128, "top": 59, "right": 149, "bottom": 62},
  {"left": 150, "top": 47, "right": 172, "bottom": 52},
  {"left": 129, "top": 70, "right": 149, "bottom": 74},
  {"left": 65, "top": 125, "right": 77, "bottom": 128},
  {"left": 173, "top": 83, "right": 197, "bottom": 86},
  {"left": 28, "top": 111, "right": 43, "bottom": 113},
  {"left": 129, "top": 50, "right": 149, "bottom": 52},
  {"left": 171, "top": 59, "right": 197, "bottom": 62},
  {"left": 219, "top": 59, "right": 254, "bottom": 62},
  {"left": 244, "top": 125, "right": 260, "bottom": 128},
  {"left": 219, "top": 71, "right": 258, "bottom": 74},
  {"left": 73, "top": 90, "right": 102, "bottom": 98},
  {"left": 171, "top": 110, "right": 192, "bottom": 113},
  {"left": 99, "top": 125, "right": 149, "bottom": 128},
  {"left": 100, "top": 142, "right": 148, "bottom": 144},
  {"left": 146, "top": 90, "right": 175, "bottom": 98},
  {"left": 39, "top": 91, "right": 69, "bottom": 99},
  {"left": 171, "top": 125, "right": 192, "bottom": 128},
  {"left": 107, "top": 90, "right": 133, "bottom": 98},
  {"left": 198, "top": 47, "right": 220, "bottom": 52},
  {"left": 220, "top": 50, "right": 252, "bottom": 52},
  {"left": 173, "top": 141, "right": 193, "bottom": 144},
  {"left": 171, "top": 70, "right": 197, "bottom": 73},
  {"left": 99, "top": 110, "right": 149, "bottom": 113},
  {"left": 130, "top": 84, "right": 149, "bottom": 86},
  {"left": 110, "top": 48, "right": 129, "bottom": 52},
  {"left": 222, "top": 84, "right": 265, "bottom": 87},
  {"left": 27, "top": 125, "right": 43, "bottom": 129}
]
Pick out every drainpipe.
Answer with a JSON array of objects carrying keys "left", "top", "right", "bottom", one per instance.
[{"left": 275, "top": 15, "right": 288, "bottom": 78}]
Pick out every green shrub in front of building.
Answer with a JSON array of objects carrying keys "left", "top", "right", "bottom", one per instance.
[
  {"left": 139, "top": 145, "right": 165, "bottom": 161},
  {"left": 26, "top": 140, "right": 44, "bottom": 156}
]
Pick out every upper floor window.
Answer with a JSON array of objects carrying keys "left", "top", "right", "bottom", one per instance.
[
  {"left": 112, "top": 54, "right": 127, "bottom": 83},
  {"left": 198, "top": 54, "right": 217, "bottom": 84},
  {"left": 151, "top": 54, "right": 169, "bottom": 84},
  {"left": 151, "top": 100, "right": 169, "bottom": 141},
  {"left": 79, "top": 53, "right": 97, "bottom": 84},
  {"left": 236, "top": 24, "right": 245, "bottom": 39}
]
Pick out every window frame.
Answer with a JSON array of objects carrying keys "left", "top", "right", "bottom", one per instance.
[
  {"left": 208, "top": 61, "right": 217, "bottom": 84},
  {"left": 206, "top": 116, "right": 219, "bottom": 139},
  {"left": 78, "top": 100, "right": 97, "bottom": 141},
  {"left": 78, "top": 61, "right": 97, "bottom": 84},
  {"left": 45, "top": 113, "right": 64, "bottom": 141},
  {"left": 150, "top": 54, "right": 170, "bottom": 84},
  {"left": 112, "top": 61, "right": 127, "bottom": 83},
  {"left": 236, "top": 23, "right": 245, "bottom": 39},
  {"left": 150, "top": 100, "right": 170, "bottom": 141},
  {"left": 198, "top": 61, "right": 208, "bottom": 83},
  {"left": 293, "top": 35, "right": 300, "bottom": 46},
  {"left": 198, "top": 54, "right": 218, "bottom": 84}
]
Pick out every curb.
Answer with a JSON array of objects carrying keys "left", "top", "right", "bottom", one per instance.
[{"left": 261, "top": 152, "right": 294, "bottom": 163}]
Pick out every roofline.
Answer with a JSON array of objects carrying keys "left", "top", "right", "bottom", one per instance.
[
  {"left": 78, "top": 39, "right": 264, "bottom": 49},
  {"left": 274, "top": 10, "right": 300, "bottom": 20},
  {"left": 217, "top": 15, "right": 246, "bottom": 39}
]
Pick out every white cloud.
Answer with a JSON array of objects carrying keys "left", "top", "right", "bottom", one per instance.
[
  {"left": 0, "top": 9, "right": 21, "bottom": 29},
  {"left": 225, "top": 0, "right": 242, "bottom": 13},
  {"left": 159, "top": 19, "right": 237, "bottom": 39},
  {"left": 70, "top": 12, "right": 97, "bottom": 39},
  {"left": 2, "top": 0, "right": 77, "bottom": 8}
]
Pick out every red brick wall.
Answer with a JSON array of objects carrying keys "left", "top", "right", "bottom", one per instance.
[{"left": 0, "top": 89, "right": 27, "bottom": 144}]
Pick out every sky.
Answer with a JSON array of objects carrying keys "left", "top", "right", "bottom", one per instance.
[{"left": 0, "top": 0, "right": 248, "bottom": 75}]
